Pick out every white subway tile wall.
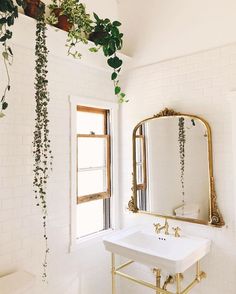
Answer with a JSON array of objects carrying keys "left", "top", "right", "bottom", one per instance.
[
  {"left": 119, "top": 43, "right": 236, "bottom": 294},
  {"left": 0, "top": 14, "right": 114, "bottom": 294}
]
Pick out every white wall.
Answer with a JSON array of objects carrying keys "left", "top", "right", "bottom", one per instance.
[
  {"left": 118, "top": 0, "right": 236, "bottom": 66},
  {"left": 119, "top": 43, "right": 236, "bottom": 293},
  {"left": 0, "top": 14, "right": 117, "bottom": 294}
]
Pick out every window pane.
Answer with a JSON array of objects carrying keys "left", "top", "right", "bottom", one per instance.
[
  {"left": 77, "top": 199, "right": 104, "bottom": 238},
  {"left": 78, "top": 169, "right": 106, "bottom": 196},
  {"left": 136, "top": 164, "right": 143, "bottom": 184},
  {"left": 77, "top": 111, "right": 104, "bottom": 134},
  {"left": 135, "top": 137, "right": 143, "bottom": 163},
  {"left": 78, "top": 137, "right": 106, "bottom": 169}
]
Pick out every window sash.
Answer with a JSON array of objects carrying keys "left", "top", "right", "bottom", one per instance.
[
  {"left": 135, "top": 134, "right": 147, "bottom": 191},
  {"left": 77, "top": 133, "right": 111, "bottom": 204},
  {"left": 77, "top": 105, "right": 108, "bottom": 135}
]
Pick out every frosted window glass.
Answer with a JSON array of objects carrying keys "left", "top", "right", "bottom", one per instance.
[
  {"left": 136, "top": 138, "right": 143, "bottom": 163},
  {"left": 77, "top": 137, "right": 106, "bottom": 169},
  {"left": 77, "top": 200, "right": 104, "bottom": 237},
  {"left": 136, "top": 164, "right": 143, "bottom": 185},
  {"left": 78, "top": 169, "right": 106, "bottom": 196},
  {"left": 77, "top": 112, "right": 104, "bottom": 134}
]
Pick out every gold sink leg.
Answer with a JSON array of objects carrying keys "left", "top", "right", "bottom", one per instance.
[
  {"left": 112, "top": 253, "right": 116, "bottom": 294},
  {"left": 176, "top": 273, "right": 181, "bottom": 294},
  {"left": 153, "top": 268, "right": 161, "bottom": 294}
]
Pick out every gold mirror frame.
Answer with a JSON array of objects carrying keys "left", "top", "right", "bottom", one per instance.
[{"left": 128, "top": 108, "right": 225, "bottom": 227}]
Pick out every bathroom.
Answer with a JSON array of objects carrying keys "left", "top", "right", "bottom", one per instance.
[{"left": 0, "top": 0, "right": 236, "bottom": 293}]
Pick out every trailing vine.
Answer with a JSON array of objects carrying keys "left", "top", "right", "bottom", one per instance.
[
  {"left": 47, "top": 0, "right": 93, "bottom": 58},
  {"left": 47, "top": 2, "right": 126, "bottom": 103},
  {"left": 0, "top": 0, "right": 25, "bottom": 117},
  {"left": 33, "top": 5, "right": 52, "bottom": 281},
  {"left": 89, "top": 13, "right": 127, "bottom": 103},
  {"left": 178, "top": 117, "right": 186, "bottom": 215}
]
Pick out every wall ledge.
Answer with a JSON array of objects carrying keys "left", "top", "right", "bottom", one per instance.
[{"left": 11, "top": 13, "right": 131, "bottom": 73}]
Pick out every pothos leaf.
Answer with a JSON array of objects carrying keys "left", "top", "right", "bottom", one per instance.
[
  {"left": 107, "top": 56, "right": 122, "bottom": 69},
  {"left": 111, "top": 72, "right": 117, "bottom": 80},
  {"left": 2, "top": 102, "right": 8, "bottom": 110},
  {"left": 113, "top": 21, "right": 122, "bottom": 27},
  {"left": 115, "top": 86, "right": 121, "bottom": 95}
]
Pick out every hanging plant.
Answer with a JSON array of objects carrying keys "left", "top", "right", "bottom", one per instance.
[
  {"left": 178, "top": 117, "right": 186, "bottom": 215},
  {"left": 47, "top": 1, "right": 126, "bottom": 103},
  {"left": 47, "top": 0, "right": 93, "bottom": 58},
  {"left": 0, "top": 0, "right": 26, "bottom": 117},
  {"left": 89, "top": 13, "right": 127, "bottom": 103},
  {"left": 33, "top": 4, "right": 52, "bottom": 281}
]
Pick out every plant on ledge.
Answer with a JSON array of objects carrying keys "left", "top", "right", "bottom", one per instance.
[
  {"left": 47, "top": 0, "right": 126, "bottom": 103},
  {"left": 47, "top": 0, "right": 93, "bottom": 58},
  {"left": 33, "top": 4, "right": 52, "bottom": 281},
  {"left": 89, "top": 13, "right": 127, "bottom": 103},
  {"left": 0, "top": 0, "right": 26, "bottom": 117}
]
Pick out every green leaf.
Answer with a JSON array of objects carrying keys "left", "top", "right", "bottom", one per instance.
[
  {"left": 120, "top": 93, "right": 126, "bottom": 98},
  {"left": 2, "top": 102, "right": 8, "bottom": 110},
  {"left": 7, "top": 15, "right": 14, "bottom": 26},
  {"left": 111, "top": 72, "right": 117, "bottom": 80},
  {"left": 108, "top": 40, "right": 115, "bottom": 52},
  {"left": 7, "top": 46, "right": 13, "bottom": 56},
  {"left": 103, "top": 46, "right": 109, "bottom": 56},
  {"left": 115, "top": 86, "right": 121, "bottom": 95},
  {"left": 0, "top": 35, "right": 7, "bottom": 42},
  {"left": 0, "top": 18, "right": 6, "bottom": 24},
  {"left": 89, "top": 47, "right": 99, "bottom": 53},
  {"left": 2, "top": 51, "right": 9, "bottom": 60},
  {"left": 93, "top": 13, "right": 100, "bottom": 22},
  {"left": 107, "top": 56, "right": 122, "bottom": 69},
  {"left": 111, "top": 26, "right": 119, "bottom": 37},
  {"left": 16, "top": 0, "right": 26, "bottom": 7},
  {"left": 113, "top": 21, "right": 122, "bottom": 27}
]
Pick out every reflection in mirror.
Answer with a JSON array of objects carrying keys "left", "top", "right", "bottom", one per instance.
[
  {"left": 129, "top": 109, "right": 225, "bottom": 227},
  {"left": 135, "top": 116, "right": 209, "bottom": 222}
]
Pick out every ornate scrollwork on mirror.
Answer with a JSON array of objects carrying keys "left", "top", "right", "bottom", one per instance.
[{"left": 128, "top": 108, "right": 225, "bottom": 227}]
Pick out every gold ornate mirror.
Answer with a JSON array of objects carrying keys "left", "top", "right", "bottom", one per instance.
[{"left": 128, "top": 108, "right": 225, "bottom": 227}]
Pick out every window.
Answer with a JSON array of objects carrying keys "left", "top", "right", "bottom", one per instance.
[
  {"left": 76, "top": 106, "right": 111, "bottom": 238},
  {"left": 135, "top": 125, "right": 147, "bottom": 210}
]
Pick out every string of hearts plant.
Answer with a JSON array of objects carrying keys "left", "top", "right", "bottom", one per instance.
[
  {"left": 47, "top": 0, "right": 127, "bottom": 103},
  {"left": 178, "top": 117, "right": 186, "bottom": 216},
  {"left": 33, "top": 4, "right": 52, "bottom": 281},
  {"left": 0, "top": 0, "right": 26, "bottom": 118}
]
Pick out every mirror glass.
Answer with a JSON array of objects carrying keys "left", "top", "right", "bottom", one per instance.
[{"left": 135, "top": 116, "right": 209, "bottom": 222}]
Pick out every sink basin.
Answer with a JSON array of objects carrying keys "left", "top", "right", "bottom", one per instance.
[{"left": 103, "top": 226, "right": 211, "bottom": 273}]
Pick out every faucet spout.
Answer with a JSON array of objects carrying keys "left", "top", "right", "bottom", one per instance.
[{"left": 153, "top": 218, "right": 169, "bottom": 235}]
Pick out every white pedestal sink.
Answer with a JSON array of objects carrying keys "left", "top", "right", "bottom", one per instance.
[{"left": 103, "top": 226, "right": 211, "bottom": 274}]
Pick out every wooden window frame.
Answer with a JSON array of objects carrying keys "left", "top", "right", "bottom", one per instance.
[
  {"left": 76, "top": 105, "right": 111, "bottom": 205},
  {"left": 135, "top": 132, "right": 147, "bottom": 191}
]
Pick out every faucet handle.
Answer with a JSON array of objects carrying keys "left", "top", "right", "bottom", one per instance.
[
  {"left": 172, "top": 226, "right": 181, "bottom": 237},
  {"left": 153, "top": 223, "right": 161, "bottom": 234},
  {"left": 164, "top": 218, "right": 169, "bottom": 235}
]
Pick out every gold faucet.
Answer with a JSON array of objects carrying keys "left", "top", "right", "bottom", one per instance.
[
  {"left": 153, "top": 218, "right": 169, "bottom": 235},
  {"left": 172, "top": 226, "right": 181, "bottom": 237}
]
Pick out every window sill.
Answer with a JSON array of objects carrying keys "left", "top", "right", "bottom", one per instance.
[{"left": 70, "top": 228, "right": 114, "bottom": 252}]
